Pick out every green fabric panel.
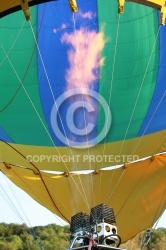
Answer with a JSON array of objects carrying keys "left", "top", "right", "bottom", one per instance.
[
  {"left": 0, "top": 8, "right": 52, "bottom": 146},
  {"left": 97, "top": 1, "right": 159, "bottom": 143}
]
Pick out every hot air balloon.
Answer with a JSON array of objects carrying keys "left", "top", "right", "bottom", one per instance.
[{"left": 0, "top": 0, "right": 166, "bottom": 248}]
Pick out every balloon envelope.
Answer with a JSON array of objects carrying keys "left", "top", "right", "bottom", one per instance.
[{"left": 0, "top": 0, "right": 166, "bottom": 242}]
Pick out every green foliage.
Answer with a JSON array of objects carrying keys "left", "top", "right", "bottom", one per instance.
[
  {"left": 0, "top": 223, "right": 165, "bottom": 250},
  {"left": 149, "top": 228, "right": 166, "bottom": 250},
  {"left": 122, "top": 228, "right": 166, "bottom": 250},
  {"left": 0, "top": 223, "right": 69, "bottom": 250}
]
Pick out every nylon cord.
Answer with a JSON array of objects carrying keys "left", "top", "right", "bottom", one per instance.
[
  {"left": 104, "top": 24, "right": 161, "bottom": 208},
  {"left": 30, "top": 5, "right": 88, "bottom": 215},
  {"left": 115, "top": 159, "right": 151, "bottom": 218},
  {"left": 0, "top": 171, "right": 45, "bottom": 250},
  {"left": 73, "top": 13, "right": 95, "bottom": 210},
  {"left": 29, "top": 19, "right": 91, "bottom": 212},
  {"left": 0, "top": 45, "right": 90, "bottom": 213},
  {"left": 0, "top": 20, "right": 25, "bottom": 67},
  {"left": 132, "top": 90, "right": 166, "bottom": 155},
  {"left": 97, "top": 14, "right": 121, "bottom": 207},
  {"left": 1, "top": 12, "right": 91, "bottom": 212},
  {"left": 119, "top": 25, "right": 161, "bottom": 156}
]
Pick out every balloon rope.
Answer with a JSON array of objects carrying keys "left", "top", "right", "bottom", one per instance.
[
  {"left": 103, "top": 13, "right": 121, "bottom": 145},
  {"left": 97, "top": 14, "right": 121, "bottom": 207},
  {"left": 1, "top": 142, "right": 90, "bottom": 217},
  {"left": 0, "top": 173, "right": 26, "bottom": 224},
  {"left": 29, "top": 21, "right": 73, "bottom": 151},
  {"left": 33, "top": 3, "right": 90, "bottom": 216},
  {"left": 1, "top": 163, "right": 64, "bottom": 225},
  {"left": 105, "top": 25, "right": 161, "bottom": 207},
  {"left": 132, "top": 91, "right": 166, "bottom": 155},
  {"left": 115, "top": 159, "right": 152, "bottom": 217},
  {"left": 0, "top": 45, "right": 90, "bottom": 213},
  {"left": 71, "top": 12, "right": 94, "bottom": 210},
  {"left": 33, "top": 4, "right": 90, "bottom": 215},
  {"left": 0, "top": 20, "right": 25, "bottom": 67},
  {"left": 7, "top": 167, "right": 67, "bottom": 226},
  {"left": 106, "top": 167, "right": 126, "bottom": 206},
  {"left": 0, "top": 141, "right": 70, "bottom": 221},
  {"left": 0, "top": 171, "right": 45, "bottom": 249},
  {"left": 0, "top": 20, "right": 26, "bottom": 113},
  {"left": 0, "top": 45, "right": 62, "bottom": 158},
  {"left": 31, "top": 7, "right": 91, "bottom": 214},
  {"left": 118, "top": 25, "right": 161, "bottom": 156},
  {"left": 0, "top": 11, "right": 72, "bottom": 173},
  {"left": 28, "top": 20, "right": 92, "bottom": 213},
  {"left": 72, "top": 14, "right": 92, "bottom": 153},
  {"left": 0, "top": 4, "right": 47, "bottom": 114}
]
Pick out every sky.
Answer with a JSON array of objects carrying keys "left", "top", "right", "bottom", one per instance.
[{"left": 0, "top": 171, "right": 165, "bottom": 229}]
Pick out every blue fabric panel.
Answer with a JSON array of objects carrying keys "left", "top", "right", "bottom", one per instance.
[
  {"left": 138, "top": 24, "right": 166, "bottom": 136},
  {"left": 0, "top": 127, "right": 13, "bottom": 142},
  {"left": 38, "top": 0, "right": 99, "bottom": 146}
]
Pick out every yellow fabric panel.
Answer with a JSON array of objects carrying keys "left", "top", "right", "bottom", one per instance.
[
  {"left": 1, "top": 130, "right": 166, "bottom": 171},
  {"left": 0, "top": 162, "right": 70, "bottom": 221},
  {"left": 0, "top": 153, "right": 166, "bottom": 242},
  {"left": 1, "top": 0, "right": 33, "bottom": 12},
  {"left": 126, "top": 0, "right": 165, "bottom": 9},
  {"left": 1, "top": 0, "right": 165, "bottom": 13}
]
